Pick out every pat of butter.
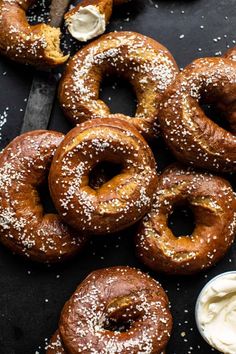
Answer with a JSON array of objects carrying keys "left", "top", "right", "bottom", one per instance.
[
  {"left": 66, "top": 5, "right": 106, "bottom": 42},
  {"left": 197, "top": 273, "right": 236, "bottom": 354}
]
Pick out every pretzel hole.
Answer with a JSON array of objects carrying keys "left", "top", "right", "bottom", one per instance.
[
  {"left": 168, "top": 202, "right": 195, "bottom": 237},
  {"left": 37, "top": 181, "right": 57, "bottom": 214},
  {"left": 103, "top": 317, "right": 134, "bottom": 332},
  {"left": 104, "top": 296, "right": 141, "bottom": 332},
  {"left": 100, "top": 75, "right": 137, "bottom": 117},
  {"left": 89, "top": 161, "right": 124, "bottom": 190},
  {"left": 201, "top": 103, "right": 232, "bottom": 133}
]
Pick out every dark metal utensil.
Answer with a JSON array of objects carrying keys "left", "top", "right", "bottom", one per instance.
[{"left": 21, "top": 0, "right": 70, "bottom": 133}]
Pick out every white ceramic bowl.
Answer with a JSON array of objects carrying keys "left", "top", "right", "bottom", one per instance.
[{"left": 195, "top": 271, "right": 236, "bottom": 351}]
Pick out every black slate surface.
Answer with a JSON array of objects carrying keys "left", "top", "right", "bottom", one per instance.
[{"left": 0, "top": 1, "right": 235, "bottom": 353}]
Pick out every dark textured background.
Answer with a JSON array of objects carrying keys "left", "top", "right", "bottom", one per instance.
[{"left": 0, "top": 0, "right": 235, "bottom": 353}]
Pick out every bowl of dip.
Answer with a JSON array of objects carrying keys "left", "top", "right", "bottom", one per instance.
[{"left": 195, "top": 271, "right": 236, "bottom": 354}]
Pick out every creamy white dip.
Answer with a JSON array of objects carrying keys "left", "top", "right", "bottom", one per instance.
[
  {"left": 196, "top": 272, "right": 236, "bottom": 354},
  {"left": 66, "top": 5, "right": 106, "bottom": 42}
]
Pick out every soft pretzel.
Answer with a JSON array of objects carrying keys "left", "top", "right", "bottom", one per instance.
[
  {"left": 64, "top": 0, "right": 129, "bottom": 42},
  {"left": 49, "top": 118, "right": 158, "bottom": 235},
  {"left": 58, "top": 31, "right": 179, "bottom": 140},
  {"left": 0, "top": 0, "right": 68, "bottom": 67},
  {"left": 0, "top": 131, "right": 86, "bottom": 263},
  {"left": 159, "top": 57, "right": 236, "bottom": 172},
  {"left": 135, "top": 164, "right": 236, "bottom": 275},
  {"left": 47, "top": 266, "right": 172, "bottom": 354}
]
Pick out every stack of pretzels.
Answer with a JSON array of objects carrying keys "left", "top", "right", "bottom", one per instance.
[
  {"left": 1, "top": 29, "right": 235, "bottom": 271},
  {"left": 0, "top": 0, "right": 236, "bottom": 353}
]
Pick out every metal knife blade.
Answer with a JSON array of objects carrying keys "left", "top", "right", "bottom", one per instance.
[{"left": 20, "top": 0, "right": 70, "bottom": 134}]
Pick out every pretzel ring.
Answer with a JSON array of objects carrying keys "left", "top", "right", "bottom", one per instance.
[
  {"left": 47, "top": 266, "right": 172, "bottom": 354},
  {"left": 135, "top": 164, "right": 236, "bottom": 275},
  {"left": 0, "top": 131, "right": 86, "bottom": 263},
  {"left": 49, "top": 118, "right": 158, "bottom": 235},
  {"left": 0, "top": 0, "right": 68, "bottom": 67},
  {"left": 159, "top": 57, "right": 236, "bottom": 172},
  {"left": 58, "top": 31, "right": 179, "bottom": 140}
]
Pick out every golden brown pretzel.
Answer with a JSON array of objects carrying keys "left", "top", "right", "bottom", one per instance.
[
  {"left": 135, "top": 164, "right": 236, "bottom": 275},
  {"left": 58, "top": 31, "right": 179, "bottom": 140},
  {"left": 0, "top": 131, "right": 86, "bottom": 263},
  {"left": 159, "top": 57, "right": 236, "bottom": 172},
  {"left": 0, "top": 0, "right": 68, "bottom": 67},
  {"left": 47, "top": 266, "right": 172, "bottom": 354},
  {"left": 49, "top": 118, "right": 158, "bottom": 235}
]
